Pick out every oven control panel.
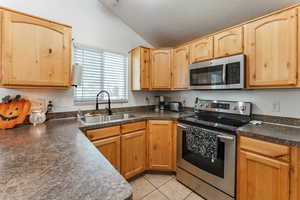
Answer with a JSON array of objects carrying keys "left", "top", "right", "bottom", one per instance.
[{"left": 195, "top": 98, "right": 252, "bottom": 116}]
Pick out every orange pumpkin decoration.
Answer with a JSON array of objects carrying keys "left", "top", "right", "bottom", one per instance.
[{"left": 0, "top": 98, "right": 31, "bottom": 129}]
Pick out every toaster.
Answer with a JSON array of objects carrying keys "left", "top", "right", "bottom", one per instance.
[{"left": 167, "top": 102, "right": 183, "bottom": 112}]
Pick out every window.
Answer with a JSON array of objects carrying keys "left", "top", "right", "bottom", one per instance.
[{"left": 74, "top": 44, "right": 128, "bottom": 103}]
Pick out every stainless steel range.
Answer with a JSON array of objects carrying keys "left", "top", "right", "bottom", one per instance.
[{"left": 176, "top": 99, "right": 252, "bottom": 200}]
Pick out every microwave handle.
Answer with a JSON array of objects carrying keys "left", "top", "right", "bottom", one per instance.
[{"left": 222, "top": 64, "right": 226, "bottom": 84}]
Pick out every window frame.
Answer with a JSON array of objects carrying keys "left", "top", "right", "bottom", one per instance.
[{"left": 73, "top": 44, "right": 129, "bottom": 105}]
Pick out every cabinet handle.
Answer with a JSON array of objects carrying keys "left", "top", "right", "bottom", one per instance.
[
  {"left": 186, "top": 53, "right": 189, "bottom": 61},
  {"left": 49, "top": 48, "right": 53, "bottom": 54}
]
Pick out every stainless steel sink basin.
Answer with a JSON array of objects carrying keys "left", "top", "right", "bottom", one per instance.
[{"left": 82, "top": 113, "right": 136, "bottom": 124}]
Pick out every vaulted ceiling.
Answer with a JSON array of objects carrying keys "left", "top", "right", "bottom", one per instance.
[{"left": 99, "top": 0, "right": 300, "bottom": 47}]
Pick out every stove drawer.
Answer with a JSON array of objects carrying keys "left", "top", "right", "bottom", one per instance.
[{"left": 239, "top": 136, "right": 290, "bottom": 162}]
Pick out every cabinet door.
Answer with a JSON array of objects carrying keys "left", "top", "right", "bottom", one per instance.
[
  {"left": 190, "top": 36, "right": 213, "bottom": 63},
  {"left": 93, "top": 136, "right": 121, "bottom": 171},
  {"left": 2, "top": 11, "right": 71, "bottom": 87},
  {"left": 121, "top": 130, "right": 146, "bottom": 179},
  {"left": 131, "top": 47, "right": 141, "bottom": 90},
  {"left": 214, "top": 26, "right": 243, "bottom": 58},
  {"left": 173, "top": 46, "right": 189, "bottom": 89},
  {"left": 238, "top": 150, "right": 290, "bottom": 200},
  {"left": 148, "top": 120, "right": 174, "bottom": 171},
  {"left": 131, "top": 47, "right": 150, "bottom": 90},
  {"left": 140, "top": 47, "right": 150, "bottom": 89},
  {"left": 151, "top": 49, "right": 172, "bottom": 89},
  {"left": 244, "top": 9, "right": 297, "bottom": 87}
]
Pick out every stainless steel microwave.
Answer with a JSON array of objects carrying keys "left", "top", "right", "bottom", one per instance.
[{"left": 188, "top": 54, "right": 245, "bottom": 90}]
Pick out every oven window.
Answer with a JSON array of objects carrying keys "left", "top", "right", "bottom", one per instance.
[
  {"left": 182, "top": 131, "right": 225, "bottom": 178},
  {"left": 226, "top": 62, "right": 240, "bottom": 84},
  {"left": 190, "top": 65, "right": 224, "bottom": 86}
]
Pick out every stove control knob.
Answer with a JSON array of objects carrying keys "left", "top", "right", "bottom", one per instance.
[
  {"left": 205, "top": 104, "right": 210, "bottom": 108},
  {"left": 233, "top": 106, "right": 238, "bottom": 111}
]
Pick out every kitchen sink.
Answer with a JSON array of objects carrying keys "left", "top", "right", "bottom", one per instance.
[{"left": 81, "top": 113, "right": 136, "bottom": 124}]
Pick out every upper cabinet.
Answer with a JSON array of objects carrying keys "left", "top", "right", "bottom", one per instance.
[
  {"left": 150, "top": 48, "right": 172, "bottom": 90},
  {"left": 130, "top": 46, "right": 150, "bottom": 90},
  {"left": 0, "top": 9, "right": 72, "bottom": 88},
  {"left": 131, "top": 3, "right": 300, "bottom": 91},
  {"left": 190, "top": 36, "right": 213, "bottom": 63},
  {"left": 172, "top": 46, "right": 189, "bottom": 90},
  {"left": 214, "top": 26, "right": 243, "bottom": 58},
  {"left": 244, "top": 8, "right": 297, "bottom": 88}
]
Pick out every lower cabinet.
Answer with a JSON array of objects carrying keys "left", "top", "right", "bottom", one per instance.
[
  {"left": 237, "top": 136, "right": 290, "bottom": 200},
  {"left": 88, "top": 120, "right": 176, "bottom": 179},
  {"left": 93, "top": 136, "right": 121, "bottom": 171},
  {"left": 121, "top": 130, "right": 146, "bottom": 179},
  {"left": 148, "top": 120, "right": 176, "bottom": 171}
]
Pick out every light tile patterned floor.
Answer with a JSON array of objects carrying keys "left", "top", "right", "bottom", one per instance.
[{"left": 130, "top": 173, "right": 205, "bottom": 200}]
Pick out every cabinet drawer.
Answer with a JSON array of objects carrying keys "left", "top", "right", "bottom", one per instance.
[
  {"left": 121, "top": 121, "right": 146, "bottom": 134},
  {"left": 86, "top": 126, "right": 120, "bottom": 141},
  {"left": 239, "top": 136, "right": 290, "bottom": 162}
]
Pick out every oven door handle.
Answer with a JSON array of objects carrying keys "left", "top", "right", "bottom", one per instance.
[{"left": 217, "top": 135, "right": 234, "bottom": 141}]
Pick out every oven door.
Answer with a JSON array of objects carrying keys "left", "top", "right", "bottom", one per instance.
[{"left": 177, "top": 123, "right": 236, "bottom": 197}]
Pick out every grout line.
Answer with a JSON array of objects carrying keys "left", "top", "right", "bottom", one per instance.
[
  {"left": 135, "top": 174, "right": 193, "bottom": 200},
  {"left": 184, "top": 192, "right": 193, "bottom": 200},
  {"left": 140, "top": 189, "right": 158, "bottom": 200},
  {"left": 144, "top": 174, "right": 175, "bottom": 189}
]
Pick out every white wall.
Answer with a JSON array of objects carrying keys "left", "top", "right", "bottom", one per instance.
[
  {"left": 160, "top": 89, "right": 300, "bottom": 118},
  {"left": 0, "top": 0, "right": 155, "bottom": 112}
]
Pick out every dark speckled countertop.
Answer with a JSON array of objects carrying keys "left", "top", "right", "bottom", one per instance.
[
  {"left": 238, "top": 122, "right": 300, "bottom": 146},
  {"left": 0, "top": 110, "right": 191, "bottom": 200}
]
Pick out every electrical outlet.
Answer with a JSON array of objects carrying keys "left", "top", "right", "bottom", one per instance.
[
  {"left": 145, "top": 96, "right": 150, "bottom": 105},
  {"left": 272, "top": 101, "right": 280, "bottom": 112},
  {"left": 182, "top": 99, "right": 186, "bottom": 106}
]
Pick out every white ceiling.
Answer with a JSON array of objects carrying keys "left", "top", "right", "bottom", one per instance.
[{"left": 99, "top": 0, "right": 300, "bottom": 47}]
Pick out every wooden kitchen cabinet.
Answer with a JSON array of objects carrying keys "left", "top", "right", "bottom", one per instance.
[
  {"left": 213, "top": 26, "right": 243, "bottom": 58},
  {"left": 121, "top": 130, "right": 146, "bottom": 179},
  {"left": 93, "top": 136, "right": 121, "bottom": 172},
  {"left": 173, "top": 45, "right": 189, "bottom": 89},
  {"left": 190, "top": 36, "right": 213, "bottom": 63},
  {"left": 130, "top": 46, "right": 150, "bottom": 90},
  {"left": 148, "top": 120, "right": 176, "bottom": 171},
  {"left": 1, "top": 10, "right": 71, "bottom": 88},
  {"left": 150, "top": 48, "right": 172, "bottom": 89},
  {"left": 244, "top": 8, "right": 297, "bottom": 88},
  {"left": 237, "top": 136, "right": 290, "bottom": 200}
]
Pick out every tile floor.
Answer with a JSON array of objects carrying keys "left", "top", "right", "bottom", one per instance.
[{"left": 130, "top": 173, "right": 205, "bottom": 200}]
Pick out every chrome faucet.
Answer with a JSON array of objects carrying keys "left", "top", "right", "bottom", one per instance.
[{"left": 96, "top": 90, "right": 112, "bottom": 115}]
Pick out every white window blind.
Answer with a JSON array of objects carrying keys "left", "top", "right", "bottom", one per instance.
[{"left": 74, "top": 44, "right": 128, "bottom": 103}]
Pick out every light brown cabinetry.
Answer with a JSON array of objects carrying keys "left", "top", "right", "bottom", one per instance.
[
  {"left": 130, "top": 46, "right": 150, "bottom": 90},
  {"left": 86, "top": 120, "right": 177, "bottom": 178},
  {"left": 237, "top": 136, "right": 291, "bottom": 200},
  {"left": 173, "top": 46, "right": 189, "bottom": 89},
  {"left": 244, "top": 8, "right": 297, "bottom": 88},
  {"left": 1, "top": 10, "right": 71, "bottom": 88},
  {"left": 190, "top": 36, "right": 213, "bottom": 63},
  {"left": 213, "top": 26, "right": 243, "bottom": 58},
  {"left": 87, "top": 121, "right": 148, "bottom": 179},
  {"left": 93, "top": 136, "right": 121, "bottom": 171},
  {"left": 147, "top": 120, "right": 176, "bottom": 171},
  {"left": 86, "top": 126, "right": 120, "bottom": 141},
  {"left": 121, "top": 130, "right": 146, "bottom": 179},
  {"left": 150, "top": 49, "right": 172, "bottom": 89}
]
